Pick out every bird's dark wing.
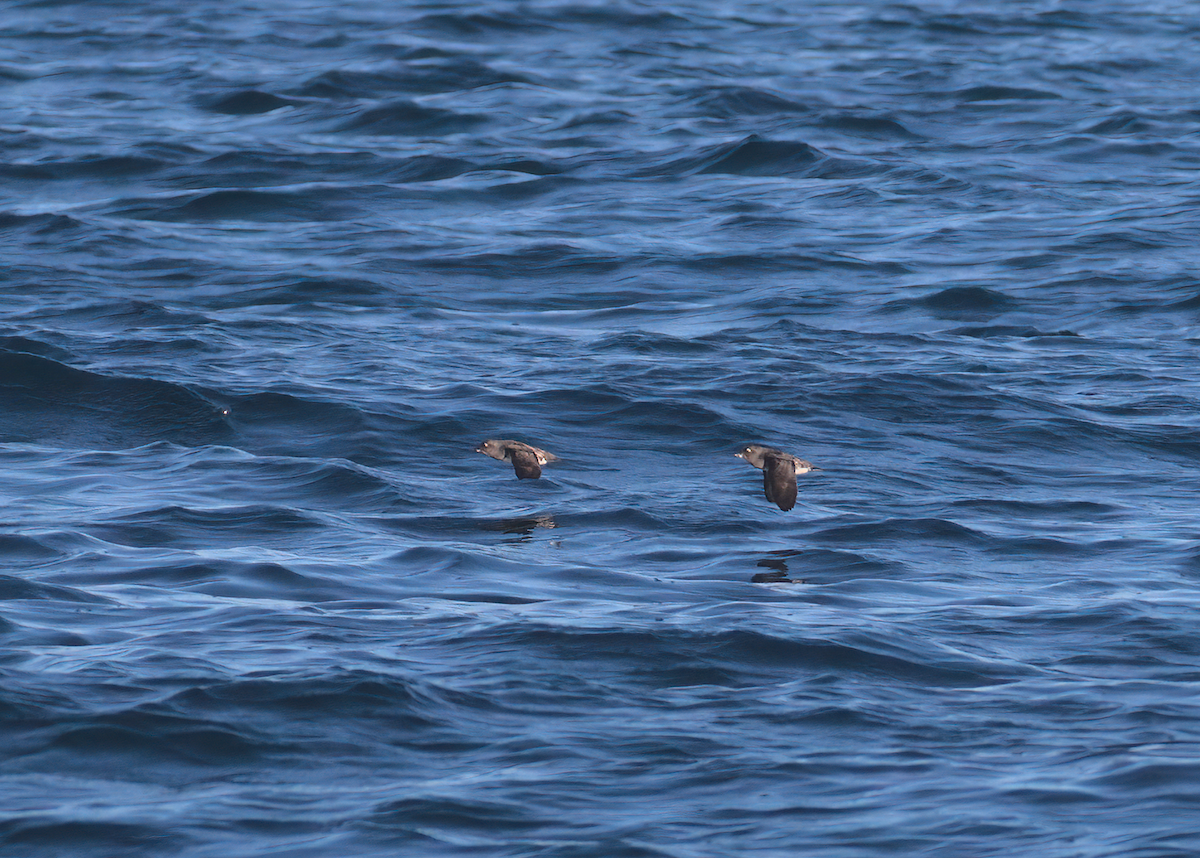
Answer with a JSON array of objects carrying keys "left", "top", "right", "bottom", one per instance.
[
  {"left": 510, "top": 448, "right": 543, "bottom": 479},
  {"left": 762, "top": 455, "right": 797, "bottom": 511}
]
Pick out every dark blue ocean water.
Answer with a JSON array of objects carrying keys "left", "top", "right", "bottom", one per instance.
[{"left": 3, "top": 1, "right": 1200, "bottom": 855}]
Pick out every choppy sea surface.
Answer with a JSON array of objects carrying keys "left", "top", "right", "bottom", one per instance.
[{"left": 3, "top": 1, "right": 1200, "bottom": 855}]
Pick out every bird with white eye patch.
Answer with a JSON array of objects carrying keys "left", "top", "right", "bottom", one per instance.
[
  {"left": 735, "top": 444, "right": 819, "bottom": 511},
  {"left": 475, "top": 439, "right": 558, "bottom": 480}
]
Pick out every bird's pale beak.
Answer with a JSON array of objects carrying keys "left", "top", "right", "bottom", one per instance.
[{"left": 734, "top": 452, "right": 745, "bottom": 459}]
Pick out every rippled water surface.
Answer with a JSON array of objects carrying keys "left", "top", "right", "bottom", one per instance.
[{"left": 4, "top": 1, "right": 1200, "bottom": 855}]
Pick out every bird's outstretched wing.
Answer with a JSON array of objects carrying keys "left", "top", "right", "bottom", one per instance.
[
  {"left": 762, "top": 455, "right": 798, "bottom": 511},
  {"left": 510, "top": 448, "right": 543, "bottom": 479}
]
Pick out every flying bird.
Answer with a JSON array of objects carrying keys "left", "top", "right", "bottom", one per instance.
[
  {"left": 475, "top": 439, "right": 558, "bottom": 480},
  {"left": 735, "top": 444, "right": 818, "bottom": 511}
]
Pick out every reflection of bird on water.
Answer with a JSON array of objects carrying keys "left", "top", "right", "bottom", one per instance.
[
  {"left": 751, "top": 551, "right": 804, "bottom": 584},
  {"left": 480, "top": 515, "right": 557, "bottom": 537}
]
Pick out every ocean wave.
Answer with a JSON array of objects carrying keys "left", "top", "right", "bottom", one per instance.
[
  {"left": 112, "top": 188, "right": 357, "bottom": 223},
  {"left": 4, "top": 0, "right": 1200, "bottom": 854},
  {"left": 336, "top": 99, "right": 488, "bottom": 136},
  {"left": 0, "top": 350, "right": 230, "bottom": 449}
]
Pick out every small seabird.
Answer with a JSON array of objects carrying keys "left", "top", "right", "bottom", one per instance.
[
  {"left": 735, "top": 444, "right": 818, "bottom": 511},
  {"left": 475, "top": 439, "right": 558, "bottom": 480}
]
